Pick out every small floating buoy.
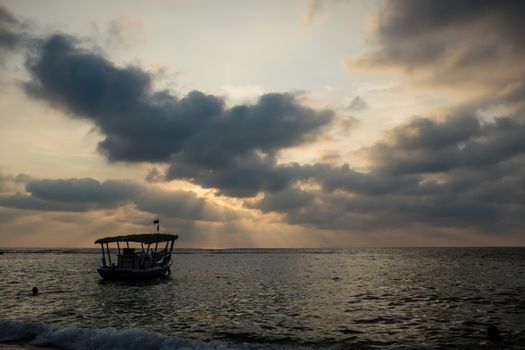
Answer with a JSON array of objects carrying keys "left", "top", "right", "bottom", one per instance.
[
  {"left": 487, "top": 325, "right": 502, "bottom": 342},
  {"left": 32, "top": 287, "right": 38, "bottom": 296}
]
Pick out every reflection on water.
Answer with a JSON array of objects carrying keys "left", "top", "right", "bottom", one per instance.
[{"left": 0, "top": 248, "right": 524, "bottom": 348}]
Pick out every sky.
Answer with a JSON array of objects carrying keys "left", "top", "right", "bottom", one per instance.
[{"left": 0, "top": 0, "right": 524, "bottom": 248}]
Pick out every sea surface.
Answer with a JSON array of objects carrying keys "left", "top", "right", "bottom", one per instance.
[{"left": 0, "top": 248, "right": 524, "bottom": 349}]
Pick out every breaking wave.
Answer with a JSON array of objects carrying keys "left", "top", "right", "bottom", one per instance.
[{"left": 0, "top": 318, "right": 312, "bottom": 350}]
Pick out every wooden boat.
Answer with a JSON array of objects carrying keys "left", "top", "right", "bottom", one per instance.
[{"left": 95, "top": 233, "right": 178, "bottom": 281}]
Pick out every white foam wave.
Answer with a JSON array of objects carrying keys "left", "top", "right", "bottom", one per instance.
[
  {"left": 0, "top": 318, "right": 282, "bottom": 350},
  {"left": 0, "top": 319, "right": 46, "bottom": 342}
]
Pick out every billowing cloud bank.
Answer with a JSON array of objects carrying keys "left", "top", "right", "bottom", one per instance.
[
  {"left": 0, "top": 177, "right": 233, "bottom": 222},
  {"left": 1, "top": 1, "right": 524, "bottom": 243},
  {"left": 352, "top": 0, "right": 525, "bottom": 95},
  {"left": 24, "top": 34, "right": 333, "bottom": 197}
]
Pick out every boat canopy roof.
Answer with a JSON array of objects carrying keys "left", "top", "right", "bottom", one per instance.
[{"left": 95, "top": 233, "right": 178, "bottom": 245}]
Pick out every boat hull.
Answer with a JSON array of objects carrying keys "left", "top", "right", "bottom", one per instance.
[{"left": 97, "top": 265, "right": 170, "bottom": 281}]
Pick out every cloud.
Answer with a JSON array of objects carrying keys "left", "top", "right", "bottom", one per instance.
[
  {"left": 332, "top": 1, "right": 525, "bottom": 236},
  {"left": 0, "top": 193, "right": 100, "bottom": 212},
  {"left": 0, "top": 177, "right": 235, "bottom": 222},
  {"left": 0, "top": 4, "right": 29, "bottom": 54},
  {"left": 145, "top": 168, "right": 163, "bottom": 183},
  {"left": 366, "top": 114, "right": 525, "bottom": 175},
  {"left": 250, "top": 187, "right": 315, "bottom": 213},
  {"left": 302, "top": 0, "right": 347, "bottom": 26},
  {"left": 346, "top": 96, "right": 368, "bottom": 111},
  {"left": 166, "top": 153, "right": 301, "bottom": 197},
  {"left": 0, "top": 178, "right": 141, "bottom": 212},
  {"left": 349, "top": 0, "right": 525, "bottom": 93},
  {"left": 0, "top": 170, "right": 30, "bottom": 193},
  {"left": 134, "top": 187, "right": 236, "bottom": 222},
  {"left": 4, "top": 3, "right": 523, "bottom": 241},
  {"left": 0, "top": 171, "right": 11, "bottom": 193},
  {"left": 253, "top": 158, "right": 525, "bottom": 233},
  {"left": 316, "top": 1, "right": 522, "bottom": 234},
  {"left": 247, "top": 110, "right": 525, "bottom": 234},
  {"left": 106, "top": 16, "right": 144, "bottom": 48},
  {"left": 302, "top": 0, "right": 325, "bottom": 26},
  {"left": 26, "top": 178, "right": 141, "bottom": 205},
  {"left": 0, "top": 4, "right": 21, "bottom": 51},
  {"left": 338, "top": 115, "right": 359, "bottom": 133},
  {"left": 24, "top": 34, "right": 333, "bottom": 197}
]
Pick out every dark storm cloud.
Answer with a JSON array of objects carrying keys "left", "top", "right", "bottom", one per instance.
[
  {"left": 24, "top": 34, "right": 332, "bottom": 196},
  {"left": 367, "top": 114, "right": 525, "bottom": 175},
  {"left": 0, "top": 193, "right": 99, "bottom": 212},
  {"left": 375, "top": 0, "right": 525, "bottom": 49},
  {"left": 26, "top": 178, "right": 141, "bottom": 205},
  {"left": 166, "top": 153, "right": 303, "bottom": 197},
  {"left": 0, "top": 177, "right": 230, "bottom": 222},
  {"left": 353, "top": 0, "right": 525, "bottom": 90},
  {"left": 318, "top": 0, "right": 525, "bottom": 234},
  {"left": 10, "top": 4, "right": 524, "bottom": 237},
  {"left": 254, "top": 157, "right": 525, "bottom": 233},
  {"left": 249, "top": 112, "right": 525, "bottom": 233},
  {"left": 166, "top": 155, "right": 416, "bottom": 198},
  {"left": 0, "top": 178, "right": 142, "bottom": 211},
  {"left": 260, "top": 192, "right": 476, "bottom": 231},
  {"left": 134, "top": 188, "right": 233, "bottom": 222},
  {"left": 254, "top": 187, "right": 315, "bottom": 213},
  {"left": 244, "top": 111, "right": 525, "bottom": 234},
  {"left": 24, "top": 34, "right": 332, "bottom": 157}
]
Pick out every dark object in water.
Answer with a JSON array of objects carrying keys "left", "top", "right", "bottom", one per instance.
[
  {"left": 95, "top": 232, "right": 178, "bottom": 281},
  {"left": 32, "top": 287, "right": 38, "bottom": 296},
  {"left": 487, "top": 325, "right": 502, "bottom": 342}
]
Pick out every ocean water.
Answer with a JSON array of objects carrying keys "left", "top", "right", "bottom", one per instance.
[{"left": 0, "top": 248, "right": 524, "bottom": 349}]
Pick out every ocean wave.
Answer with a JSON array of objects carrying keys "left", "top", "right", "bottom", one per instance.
[{"left": 0, "top": 318, "right": 309, "bottom": 350}]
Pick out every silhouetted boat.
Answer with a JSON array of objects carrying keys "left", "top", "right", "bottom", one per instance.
[{"left": 95, "top": 233, "right": 177, "bottom": 281}]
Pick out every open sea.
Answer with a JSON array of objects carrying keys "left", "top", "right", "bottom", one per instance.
[{"left": 0, "top": 248, "right": 524, "bottom": 349}]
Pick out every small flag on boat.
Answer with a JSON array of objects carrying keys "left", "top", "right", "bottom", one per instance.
[{"left": 153, "top": 218, "right": 159, "bottom": 224}]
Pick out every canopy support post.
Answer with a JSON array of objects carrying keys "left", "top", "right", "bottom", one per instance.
[
  {"left": 100, "top": 244, "right": 106, "bottom": 267},
  {"left": 106, "top": 243, "right": 112, "bottom": 266}
]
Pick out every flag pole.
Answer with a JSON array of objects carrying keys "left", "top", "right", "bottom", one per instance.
[{"left": 153, "top": 217, "right": 160, "bottom": 233}]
